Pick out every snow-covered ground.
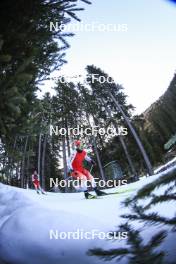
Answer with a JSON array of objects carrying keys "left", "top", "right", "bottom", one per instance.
[{"left": 0, "top": 166, "right": 176, "bottom": 264}]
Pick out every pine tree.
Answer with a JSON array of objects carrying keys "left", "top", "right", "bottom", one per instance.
[{"left": 89, "top": 223, "right": 167, "bottom": 264}]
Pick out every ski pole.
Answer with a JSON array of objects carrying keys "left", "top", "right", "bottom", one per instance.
[{"left": 90, "top": 164, "right": 93, "bottom": 174}]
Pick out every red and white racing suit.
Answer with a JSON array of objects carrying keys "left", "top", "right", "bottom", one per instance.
[
  {"left": 67, "top": 149, "right": 93, "bottom": 180},
  {"left": 32, "top": 174, "right": 40, "bottom": 188}
]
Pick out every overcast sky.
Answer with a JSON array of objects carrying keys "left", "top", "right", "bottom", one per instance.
[{"left": 42, "top": 0, "right": 176, "bottom": 114}]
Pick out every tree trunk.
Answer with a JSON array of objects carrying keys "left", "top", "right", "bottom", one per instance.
[
  {"left": 21, "top": 136, "right": 29, "bottom": 188},
  {"left": 102, "top": 98, "right": 137, "bottom": 179},
  {"left": 9, "top": 136, "right": 17, "bottom": 182},
  {"left": 65, "top": 119, "right": 71, "bottom": 157},
  {"left": 26, "top": 151, "right": 30, "bottom": 189},
  {"left": 108, "top": 91, "right": 153, "bottom": 176},
  {"left": 38, "top": 133, "right": 42, "bottom": 181},
  {"left": 62, "top": 136, "right": 68, "bottom": 192},
  {"left": 92, "top": 136, "right": 106, "bottom": 181},
  {"left": 118, "top": 134, "right": 138, "bottom": 178},
  {"left": 41, "top": 134, "right": 47, "bottom": 190},
  {"left": 86, "top": 112, "right": 106, "bottom": 181}
]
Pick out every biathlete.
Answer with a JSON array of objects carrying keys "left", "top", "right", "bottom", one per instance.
[
  {"left": 67, "top": 140, "right": 107, "bottom": 199},
  {"left": 32, "top": 170, "right": 45, "bottom": 194}
]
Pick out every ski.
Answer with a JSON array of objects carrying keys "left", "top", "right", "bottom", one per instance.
[
  {"left": 105, "top": 188, "right": 136, "bottom": 196},
  {"left": 85, "top": 196, "right": 102, "bottom": 199},
  {"left": 84, "top": 191, "right": 101, "bottom": 199}
]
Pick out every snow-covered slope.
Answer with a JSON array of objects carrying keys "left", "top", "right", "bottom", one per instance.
[{"left": 0, "top": 167, "right": 176, "bottom": 264}]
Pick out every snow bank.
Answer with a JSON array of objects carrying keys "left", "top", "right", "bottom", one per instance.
[
  {"left": 0, "top": 166, "right": 176, "bottom": 264},
  {"left": 154, "top": 156, "right": 176, "bottom": 174},
  {"left": 0, "top": 185, "right": 108, "bottom": 264}
]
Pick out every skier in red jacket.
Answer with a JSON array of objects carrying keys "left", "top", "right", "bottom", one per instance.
[
  {"left": 32, "top": 170, "right": 45, "bottom": 194},
  {"left": 67, "top": 140, "right": 107, "bottom": 199}
]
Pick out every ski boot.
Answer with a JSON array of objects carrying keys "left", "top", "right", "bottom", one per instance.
[{"left": 84, "top": 191, "right": 97, "bottom": 199}]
